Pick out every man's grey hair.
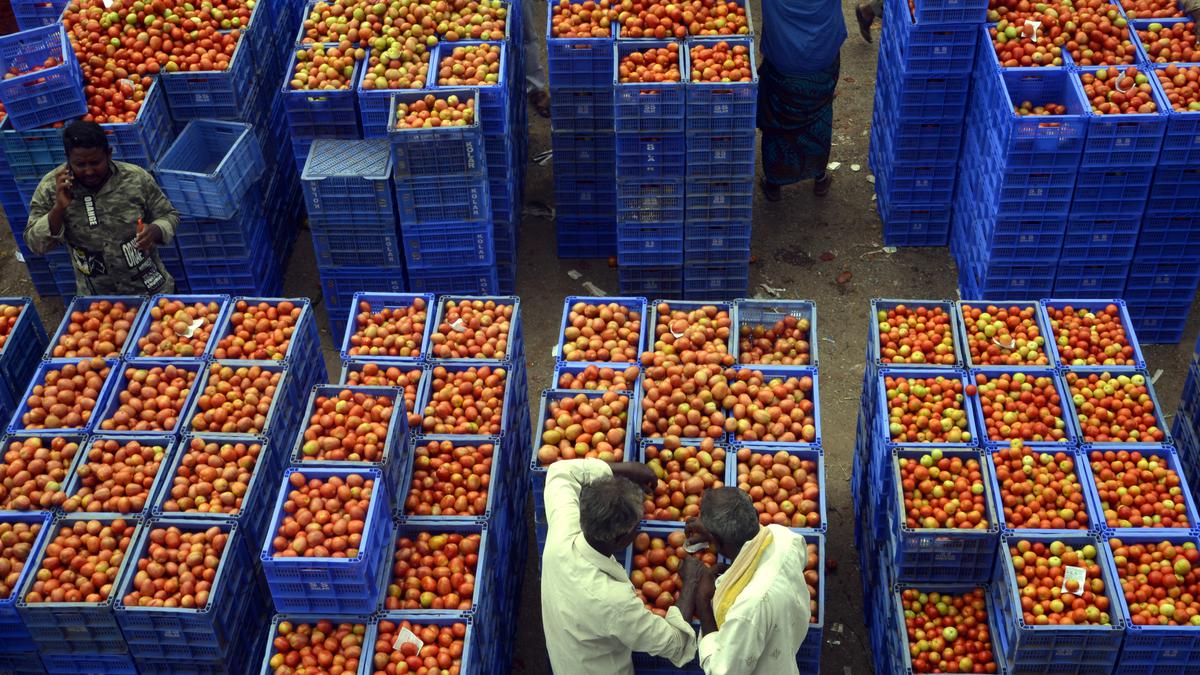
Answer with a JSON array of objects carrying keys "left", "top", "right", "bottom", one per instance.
[
  {"left": 700, "top": 487, "right": 760, "bottom": 547},
  {"left": 579, "top": 476, "right": 644, "bottom": 547}
]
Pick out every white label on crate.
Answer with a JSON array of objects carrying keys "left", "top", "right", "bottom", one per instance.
[
  {"left": 1062, "top": 565, "right": 1087, "bottom": 596},
  {"left": 394, "top": 627, "right": 424, "bottom": 653}
]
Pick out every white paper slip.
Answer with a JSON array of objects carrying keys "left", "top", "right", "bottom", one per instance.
[
  {"left": 175, "top": 317, "right": 205, "bottom": 338},
  {"left": 1061, "top": 565, "right": 1087, "bottom": 596},
  {"left": 394, "top": 627, "right": 424, "bottom": 652}
]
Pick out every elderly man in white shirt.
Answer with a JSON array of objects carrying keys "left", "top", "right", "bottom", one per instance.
[
  {"left": 541, "top": 458, "right": 699, "bottom": 674},
  {"left": 685, "top": 487, "right": 811, "bottom": 675}
]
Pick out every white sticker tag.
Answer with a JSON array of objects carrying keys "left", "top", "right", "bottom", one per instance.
[
  {"left": 175, "top": 317, "right": 204, "bottom": 338},
  {"left": 1061, "top": 565, "right": 1086, "bottom": 596},
  {"left": 102, "top": 0, "right": 113, "bottom": 7},
  {"left": 393, "top": 627, "right": 424, "bottom": 652},
  {"left": 1026, "top": 19, "right": 1042, "bottom": 40},
  {"left": 992, "top": 336, "right": 1016, "bottom": 350},
  {"left": 670, "top": 324, "right": 687, "bottom": 339},
  {"left": 449, "top": 318, "right": 467, "bottom": 333}
]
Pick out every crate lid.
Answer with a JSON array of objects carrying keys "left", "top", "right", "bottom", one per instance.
[{"left": 302, "top": 138, "right": 392, "bottom": 181}]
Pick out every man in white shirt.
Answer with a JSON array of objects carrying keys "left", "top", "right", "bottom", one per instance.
[
  {"left": 685, "top": 487, "right": 812, "bottom": 675},
  {"left": 541, "top": 458, "right": 699, "bottom": 674}
]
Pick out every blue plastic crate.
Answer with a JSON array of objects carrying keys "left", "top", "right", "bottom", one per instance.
[
  {"left": 0, "top": 117, "right": 63, "bottom": 187},
  {"left": 884, "top": 6, "right": 977, "bottom": 74},
  {"left": 387, "top": 89, "right": 485, "bottom": 177},
  {"left": 555, "top": 295, "right": 647, "bottom": 363},
  {"left": 429, "top": 295, "right": 522, "bottom": 362},
  {"left": 726, "top": 445, "right": 825, "bottom": 531},
  {"left": 876, "top": 367, "right": 979, "bottom": 446},
  {"left": 1062, "top": 368, "right": 1170, "bottom": 449},
  {"left": 549, "top": 88, "right": 615, "bottom": 133},
  {"left": 1039, "top": 299, "right": 1145, "bottom": 369},
  {"left": 395, "top": 436, "right": 501, "bottom": 522},
  {"left": 1149, "top": 63, "right": 1200, "bottom": 165},
  {"left": 16, "top": 514, "right": 143, "bottom": 655},
  {"left": 6, "top": 358, "right": 119, "bottom": 435},
  {"left": 614, "top": 40, "right": 687, "bottom": 133},
  {"left": 683, "top": 239, "right": 750, "bottom": 265},
  {"left": 990, "top": 531, "right": 1125, "bottom": 670},
  {"left": 1081, "top": 445, "right": 1198, "bottom": 531},
  {"left": 990, "top": 168, "right": 1078, "bottom": 218},
  {"left": 12, "top": 0, "right": 65, "bottom": 30},
  {"left": 1128, "top": 301, "right": 1191, "bottom": 345},
  {"left": 618, "top": 266, "right": 683, "bottom": 298},
  {"left": 211, "top": 297, "right": 319, "bottom": 366},
  {"left": 430, "top": 41, "right": 508, "bottom": 122},
  {"left": 0, "top": 25, "right": 85, "bottom": 131},
  {"left": 260, "top": 467, "right": 393, "bottom": 614},
  {"left": 684, "top": 132, "right": 755, "bottom": 179},
  {"left": 156, "top": 120, "right": 265, "bottom": 220},
  {"left": 874, "top": 103, "right": 966, "bottom": 165},
  {"left": 114, "top": 517, "right": 264, "bottom": 661},
  {"left": 534, "top": 388, "right": 636, "bottom": 477},
  {"left": 59, "top": 434, "right": 179, "bottom": 517},
  {"left": 40, "top": 653, "right": 136, "bottom": 675},
  {"left": 255, "top": 614, "right": 372, "bottom": 675},
  {"left": 1060, "top": 217, "right": 1140, "bottom": 261},
  {"left": 366, "top": 613, "right": 476, "bottom": 675},
  {"left": 0, "top": 297, "right": 46, "bottom": 403},
  {"left": 1125, "top": 259, "right": 1200, "bottom": 304},
  {"left": 385, "top": 519, "right": 488, "bottom": 614},
  {"left": 309, "top": 227, "right": 404, "bottom": 269},
  {"left": 1053, "top": 261, "right": 1131, "bottom": 297},
  {"left": 280, "top": 46, "right": 363, "bottom": 140},
  {"left": 100, "top": 79, "right": 173, "bottom": 169},
  {"left": 891, "top": 584, "right": 1007, "bottom": 675},
  {"left": 551, "top": 130, "right": 615, "bottom": 178},
  {"left": 722, "top": 366, "right": 821, "bottom": 447},
  {"left": 181, "top": 361, "right": 298, "bottom": 447},
  {"left": 555, "top": 173, "right": 617, "bottom": 213},
  {"left": 980, "top": 52, "right": 1090, "bottom": 169},
  {"left": 617, "top": 222, "right": 685, "bottom": 267},
  {"left": 318, "top": 267, "right": 406, "bottom": 317},
  {"left": 393, "top": 173, "right": 490, "bottom": 225},
  {"left": 907, "top": 0, "right": 988, "bottom": 23},
  {"left": 160, "top": 29, "right": 258, "bottom": 121},
  {"left": 878, "top": 192, "right": 953, "bottom": 248},
  {"left": 868, "top": 298, "right": 965, "bottom": 367},
  {"left": 0, "top": 512, "right": 53, "bottom": 645},
  {"left": 1078, "top": 66, "right": 1168, "bottom": 167},
  {"left": 356, "top": 62, "right": 432, "bottom": 139},
  {"left": 288, "top": 385, "right": 408, "bottom": 492},
  {"left": 301, "top": 138, "right": 393, "bottom": 224},
  {"left": 1146, "top": 165, "right": 1200, "bottom": 215},
  {"left": 399, "top": 220, "right": 494, "bottom": 271},
  {"left": 556, "top": 221, "right": 617, "bottom": 259},
  {"left": 546, "top": 0, "right": 615, "bottom": 89},
  {"left": 616, "top": 179, "right": 685, "bottom": 223},
  {"left": 125, "top": 294, "right": 231, "bottom": 361},
  {"left": 958, "top": 214, "right": 1064, "bottom": 263},
  {"left": 182, "top": 235, "right": 282, "bottom": 298},
  {"left": 1071, "top": 167, "right": 1154, "bottom": 217},
  {"left": 42, "top": 296, "right": 144, "bottom": 362},
  {"left": 416, "top": 360, "right": 520, "bottom": 439},
  {"left": 338, "top": 292, "right": 434, "bottom": 363},
  {"left": 1106, "top": 530, "right": 1200, "bottom": 671},
  {"left": 879, "top": 55, "right": 971, "bottom": 120},
  {"left": 174, "top": 199, "right": 265, "bottom": 260},
  {"left": 684, "top": 180, "right": 753, "bottom": 222},
  {"left": 968, "top": 368, "right": 1075, "bottom": 448},
  {"left": 732, "top": 299, "right": 817, "bottom": 367},
  {"left": 684, "top": 38, "right": 757, "bottom": 133},
  {"left": 615, "top": 133, "right": 686, "bottom": 180},
  {"left": 92, "top": 361, "right": 202, "bottom": 436},
  {"left": 405, "top": 266, "right": 500, "bottom": 295},
  {"left": 682, "top": 263, "right": 749, "bottom": 300}
]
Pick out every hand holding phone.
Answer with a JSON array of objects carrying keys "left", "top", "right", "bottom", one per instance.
[{"left": 54, "top": 168, "right": 74, "bottom": 211}]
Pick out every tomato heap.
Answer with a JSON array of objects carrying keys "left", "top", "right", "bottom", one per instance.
[
  {"left": 737, "top": 448, "right": 820, "bottom": 528},
  {"left": 991, "top": 440, "right": 1090, "bottom": 530},
  {"left": 875, "top": 304, "right": 957, "bottom": 365},
  {"left": 1088, "top": 449, "right": 1192, "bottom": 529},
  {"left": 1110, "top": 538, "right": 1200, "bottom": 626},
  {"left": 885, "top": 375, "right": 973, "bottom": 444},
  {"left": 1007, "top": 539, "right": 1113, "bottom": 626},
  {"left": 972, "top": 371, "right": 1069, "bottom": 443},
  {"left": 899, "top": 587, "right": 999, "bottom": 673},
  {"left": 959, "top": 304, "right": 1048, "bottom": 366},
  {"left": 629, "top": 530, "right": 717, "bottom": 618},
  {"left": 385, "top": 531, "right": 480, "bottom": 611},
  {"left": 537, "top": 391, "right": 630, "bottom": 465},
  {"left": 1065, "top": 371, "right": 1166, "bottom": 444},
  {"left": 1045, "top": 303, "right": 1138, "bottom": 366},
  {"left": 898, "top": 449, "right": 990, "bottom": 530}
]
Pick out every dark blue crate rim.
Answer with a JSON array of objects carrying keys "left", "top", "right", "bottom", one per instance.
[
  {"left": 868, "top": 298, "right": 965, "bottom": 368},
  {"left": 155, "top": 119, "right": 266, "bottom": 221},
  {"left": 288, "top": 384, "right": 407, "bottom": 477},
  {"left": 732, "top": 298, "right": 818, "bottom": 368},
  {"left": 396, "top": 435, "right": 503, "bottom": 523},
  {"left": 42, "top": 295, "right": 149, "bottom": 362},
  {"left": 178, "top": 361, "right": 293, "bottom": 442},
  {"left": 126, "top": 294, "right": 233, "bottom": 361},
  {"left": 532, "top": 387, "right": 637, "bottom": 475},
  {"left": 984, "top": 444, "right": 1100, "bottom": 534},
  {"left": 726, "top": 366, "right": 822, "bottom": 449},
  {"left": 0, "top": 24, "right": 85, "bottom": 131},
  {"left": 387, "top": 518, "right": 489, "bottom": 614},
  {"left": 149, "top": 434, "right": 276, "bottom": 529},
  {"left": 954, "top": 300, "right": 1055, "bottom": 370},
  {"left": 728, "top": 443, "right": 827, "bottom": 533},
  {"left": 256, "top": 613, "right": 374, "bottom": 675},
  {"left": 112, "top": 516, "right": 251, "bottom": 638},
  {"left": 364, "top": 611, "right": 476, "bottom": 675},
  {"left": 430, "top": 295, "right": 522, "bottom": 362},
  {"left": 5, "top": 358, "right": 121, "bottom": 435},
  {"left": 554, "top": 296, "right": 648, "bottom": 364},
  {"left": 59, "top": 433, "right": 180, "bottom": 518},
  {"left": 1080, "top": 444, "right": 1200, "bottom": 532},
  {"left": 890, "top": 582, "right": 1008, "bottom": 674},
  {"left": 647, "top": 298, "right": 737, "bottom": 355},
  {"left": 1038, "top": 299, "right": 1147, "bottom": 370},
  {"left": 16, "top": 512, "right": 144, "bottom": 608},
  {"left": 213, "top": 297, "right": 318, "bottom": 365},
  {"left": 905, "top": 0, "right": 988, "bottom": 24},
  {"left": 965, "top": 367, "right": 1077, "bottom": 447},
  {"left": 336, "top": 292, "right": 435, "bottom": 363},
  {"left": 992, "top": 530, "right": 1126, "bottom": 662},
  {"left": 92, "top": 360, "right": 204, "bottom": 437},
  {"left": 875, "top": 367, "right": 980, "bottom": 448},
  {"left": 1060, "top": 367, "right": 1171, "bottom": 450},
  {"left": 259, "top": 466, "right": 390, "bottom": 567}
]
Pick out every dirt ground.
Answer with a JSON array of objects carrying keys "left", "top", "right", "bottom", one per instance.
[{"left": 2, "top": 2, "right": 1198, "bottom": 672}]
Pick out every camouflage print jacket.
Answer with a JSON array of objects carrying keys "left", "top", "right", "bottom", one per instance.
[{"left": 24, "top": 161, "right": 181, "bottom": 295}]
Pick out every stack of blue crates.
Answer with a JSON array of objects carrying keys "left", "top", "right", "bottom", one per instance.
[
  {"left": 871, "top": 0, "right": 982, "bottom": 247},
  {"left": 548, "top": 4, "right": 617, "bottom": 259},
  {"left": 683, "top": 37, "right": 756, "bottom": 300},
  {"left": 615, "top": 41, "right": 687, "bottom": 297},
  {"left": 0, "top": 296, "right": 46, "bottom": 423}
]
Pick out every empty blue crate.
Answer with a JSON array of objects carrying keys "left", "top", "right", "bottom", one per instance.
[
  {"left": 549, "top": 88, "right": 615, "bottom": 133},
  {"left": 0, "top": 25, "right": 86, "bottom": 131},
  {"left": 1060, "top": 218, "right": 1139, "bottom": 261},
  {"left": 614, "top": 40, "right": 687, "bottom": 133},
  {"left": 615, "top": 133, "right": 685, "bottom": 180},
  {"left": 318, "top": 266, "right": 406, "bottom": 314},
  {"left": 310, "top": 227, "right": 403, "bottom": 269},
  {"left": 281, "top": 46, "right": 363, "bottom": 140},
  {"left": 114, "top": 518, "right": 264, "bottom": 662},
  {"left": 1071, "top": 167, "right": 1154, "bottom": 217},
  {"left": 989, "top": 169, "right": 1076, "bottom": 218},
  {"left": 1150, "top": 64, "right": 1200, "bottom": 165},
  {"left": 0, "top": 512, "right": 53, "bottom": 645},
  {"left": 685, "top": 180, "right": 753, "bottom": 222},
  {"left": 1129, "top": 302, "right": 1191, "bottom": 344},
  {"left": 161, "top": 30, "right": 257, "bottom": 121},
  {"left": 260, "top": 466, "right": 393, "bottom": 614},
  {"left": 1146, "top": 165, "right": 1200, "bottom": 215},
  {"left": 684, "top": 38, "right": 757, "bottom": 134},
  {"left": 551, "top": 130, "right": 615, "bottom": 175},
  {"left": 41, "top": 653, "right": 137, "bottom": 675},
  {"left": 394, "top": 174, "right": 490, "bottom": 225},
  {"left": 400, "top": 220, "right": 494, "bottom": 270},
  {"left": 986, "top": 62, "right": 1089, "bottom": 170},
  {"left": 388, "top": 89, "right": 486, "bottom": 177},
  {"left": 183, "top": 231, "right": 281, "bottom": 297},
  {"left": 407, "top": 264, "right": 499, "bottom": 295},
  {"left": 12, "top": 0, "right": 66, "bottom": 30},
  {"left": 557, "top": 218, "right": 617, "bottom": 259},
  {"left": 684, "top": 228, "right": 750, "bottom": 264},
  {"left": 882, "top": 0, "right": 977, "bottom": 75},
  {"left": 1078, "top": 66, "right": 1168, "bottom": 167},
  {"left": 879, "top": 54, "right": 970, "bottom": 120},
  {"left": 0, "top": 297, "right": 46, "bottom": 402},
  {"left": 555, "top": 174, "right": 616, "bottom": 213},
  {"left": 0, "top": 118, "right": 63, "bottom": 190},
  {"left": 908, "top": 0, "right": 988, "bottom": 23},
  {"left": 880, "top": 198, "right": 952, "bottom": 248},
  {"left": 547, "top": 1, "right": 615, "bottom": 89},
  {"left": 1053, "top": 261, "right": 1130, "bottom": 297},
  {"left": 1124, "top": 259, "right": 1200, "bottom": 304},
  {"left": 301, "top": 138, "right": 394, "bottom": 225},
  {"left": 175, "top": 200, "right": 264, "bottom": 260},
  {"left": 156, "top": 120, "right": 266, "bottom": 220},
  {"left": 101, "top": 79, "right": 173, "bottom": 168}
]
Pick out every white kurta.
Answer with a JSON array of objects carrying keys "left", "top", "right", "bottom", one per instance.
[
  {"left": 541, "top": 458, "right": 698, "bottom": 675},
  {"left": 698, "top": 524, "right": 812, "bottom": 675}
]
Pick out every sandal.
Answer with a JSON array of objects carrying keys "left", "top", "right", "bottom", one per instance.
[{"left": 814, "top": 172, "right": 833, "bottom": 197}]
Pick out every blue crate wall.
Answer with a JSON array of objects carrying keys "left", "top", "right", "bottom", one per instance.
[
  {"left": 546, "top": 1, "right": 616, "bottom": 91},
  {"left": 161, "top": 24, "right": 260, "bottom": 121},
  {"left": 174, "top": 198, "right": 265, "bottom": 261},
  {"left": 301, "top": 138, "right": 395, "bottom": 225},
  {"left": 12, "top": 0, "right": 66, "bottom": 30},
  {"left": 1127, "top": 301, "right": 1191, "bottom": 344},
  {"left": 1070, "top": 167, "right": 1153, "bottom": 219},
  {"left": 1125, "top": 258, "right": 1200, "bottom": 305},
  {"left": 156, "top": 120, "right": 266, "bottom": 221},
  {"left": 280, "top": 46, "right": 363, "bottom": 141},
  {"left": 1149, "top": 63, "right": 1200, "bottom": 166},
  {"left": 183, "top": 215, "right": 283, "bottom": 297},
  {"left": 388, "top": 90, "right": 487, "bottom": 178},
  {"left": 1077, "top": 65, "right": 1168, "bottom": 168},
  {"left": 618, "top": 266, "right": 683, "bottom": 298},
  {"left": 0, "top": 25, "right": 87, "bottom": 131},
  {"left": 1107, "top": 530, "right": 1200, "bottom": 671},
  {"left": 0, "top": 297, "right": 46, "bottom": 404},
  {"left": 1145, "top": 165, "right": 1200, "bottom": 216}
]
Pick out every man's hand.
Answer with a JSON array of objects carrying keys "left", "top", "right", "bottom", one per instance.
[
  {"left": 681, "top": 557, "right": 716, "bottom": 602},
  {"left": 685, "top": 517, "right": 713, "bottom": 547},
  {"left": 54, "top": 168, "right": 74, "bottom": 211},
  {"left": 610, "top": 463, "right": 657, "bottom": 494},
  {"left": 135, "top": 221, "right": 162, "bottom": 251}
]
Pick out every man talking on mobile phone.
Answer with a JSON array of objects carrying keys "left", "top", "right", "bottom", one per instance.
[{"left": 24, "top": 120, "right": 180, "bottom": 295}]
